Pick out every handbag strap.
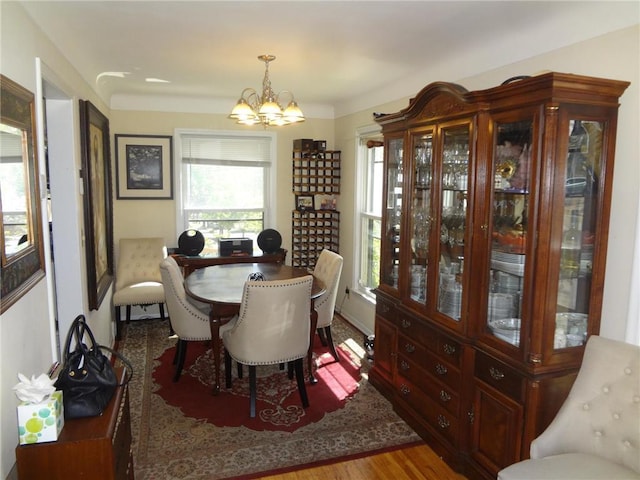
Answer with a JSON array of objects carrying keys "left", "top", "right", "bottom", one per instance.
[
  {"left": 99, "top": 345, "right": 134, "bottom": 386},
  {"left": 62, "top": 315, "right": 96, "bottom": 359}
]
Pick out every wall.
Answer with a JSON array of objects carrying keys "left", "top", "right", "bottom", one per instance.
[
  {"left": 0, "top": 3, "right": 114, "bottom": 477},
  {"left": 334, "top": 25, "right": 639, "bottom": 339}
]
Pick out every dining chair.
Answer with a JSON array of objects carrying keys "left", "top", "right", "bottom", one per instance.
[
  {"left": 312, "top": 249, "right": 344, "bottom": 362},
  {"left": 159, "top": 256, "right": 236, "bottom": 382},
  {"left": 222, "top": 275, "right": 313, "bottom": 418},
  {"left": 113, "top": 237, "right": 167, "bottom": 340}
]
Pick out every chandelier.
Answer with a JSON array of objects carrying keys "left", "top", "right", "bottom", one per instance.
[{"left": 229, "top": 54, "right": 305, "bottom": 127}]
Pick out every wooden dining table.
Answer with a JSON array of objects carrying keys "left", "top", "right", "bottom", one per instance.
[{"left": 184, "top": 262, "right": 326, "bottom": 394}]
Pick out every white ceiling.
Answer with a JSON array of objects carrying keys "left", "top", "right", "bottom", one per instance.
[{"left": 18, "top": 1, "right": 640, "bottom": 118}]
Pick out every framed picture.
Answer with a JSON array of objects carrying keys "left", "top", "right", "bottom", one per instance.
[
  {"left": 296, "top": 195, "right": 315, "bottom": 212},
  {"left": 79, "top": 99, "right": 114, "bottom": 310},
  {"left": 115, "top": 134, "right": 173, "bottom": 199}
]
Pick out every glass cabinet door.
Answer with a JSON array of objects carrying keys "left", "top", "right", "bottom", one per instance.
[
  {"left": 553, "top": 119, "right": 603, "bottom": 349},
  {"left": 435, "top": 125, "right": 470, "bottom": 321},
  {"left": 381, "top": 137, "right": 404, "bottom": 289},
  {"left": 486, "top": 120, "right": 533, "bottom": 345},
  {"left": 409, "top": 132, "right": 433, "bottom": 303}
]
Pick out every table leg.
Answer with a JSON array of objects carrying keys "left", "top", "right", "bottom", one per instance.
[
  {"left": 209, "top": 311, "right": 222, "bottom": 395},
  {"left": 308, "top": 302, "right": 318, "bottom": 384}
]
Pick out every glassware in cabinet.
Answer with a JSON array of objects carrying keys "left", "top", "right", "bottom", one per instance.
[
  {"left": 553, "top": 119, "right": 604, "bottom": 349},
  {"left": 486, "top": 120, "right": 533, "bottom": 346},
  {"left": 409, "top": 132, "right": 433, "bottom": 303},
  {"left": 382, "top": 137, "right": 404, "bottom": 290},
  {"left": 435, "top": 126, "right": 470, "bottom": 321}
]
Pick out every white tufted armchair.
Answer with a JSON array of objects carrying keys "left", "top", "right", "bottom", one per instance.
[
  {"left": 159, "top": 256, "right": 235, "bottom": 381},
  {"left": 312, "top": 249, "right": 343, "bottom": 362},
  {"left": 113, "top": 237, "right": 167, "bottom": 339},
  {"left": 223, "top": 275, "right": 313, "bottom": 418},
  {"left": 498, "top": 335, "right": 640, "bottom": 480}
]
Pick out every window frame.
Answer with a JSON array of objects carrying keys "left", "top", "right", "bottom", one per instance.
[
  {"left": 354, "top": 124, "right": 383, "bottom": 301},
  {"left": 174, "top": 129, "right": 277, "bottom": 252}
]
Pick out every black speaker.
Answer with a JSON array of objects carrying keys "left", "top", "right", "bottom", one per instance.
[
  {"left": 257, "top": 229, "right": 282, "bottom": 254},
  {"left": 178, "top": 229, "right": 205, "bottom": 256}
]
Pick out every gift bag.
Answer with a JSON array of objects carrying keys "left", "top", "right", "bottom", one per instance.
[{"left": 55, "top": 315, "right": 132, "bottom": 418}]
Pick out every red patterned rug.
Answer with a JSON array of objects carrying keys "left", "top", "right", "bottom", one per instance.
[
  {"left": 152, "top": 337, "right": 360, "bottom": 432},
  {"left": 119, "top": 316, "right": 422, "bottom": 479}
]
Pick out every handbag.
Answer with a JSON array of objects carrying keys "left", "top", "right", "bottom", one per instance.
[{"left": 55, "top": 315, "right": 133, "bottom": 418}]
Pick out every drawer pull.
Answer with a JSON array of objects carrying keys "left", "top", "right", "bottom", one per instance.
[
  {"left": 381, "top": 304, "right": 390, "bottom": 313},
  {"left": 439, "top": 390, "right": 451, "bottom": 402},
  {"left": 443, "top": 343, "right": 456, "bottom": 355},
  {"left": 400, "top": 360, "right": 410, "bottom": 371},
  {"left": 468, "top": 408, "right": 475, "bottom": 424},
  {"left": 489, "top": 367, "right": 505, "bottom": 380},
  {"left": 400, "top": 384, "right": 411, "bottom": 396},
  {"left": 437, "top": 414, "right": 450, "bottom": 429},
  {"left": 405, "top": 343, "right": 416, "bottom": 353},
  {"left": 401, "top": 319, "right": 412, "bottom": 329},
  {"left": 435, "top": 363, "right": 448, "bottom": 375}
]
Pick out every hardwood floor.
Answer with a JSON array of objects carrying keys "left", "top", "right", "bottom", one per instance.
[{"left": 259, "top": 443, "right": 467, "bottom": 480}]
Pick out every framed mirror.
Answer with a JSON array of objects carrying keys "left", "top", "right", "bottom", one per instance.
[{"left": 0, "top": 75, "right": 45, "bottom": 313}]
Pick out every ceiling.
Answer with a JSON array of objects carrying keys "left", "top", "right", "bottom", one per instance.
[{"left": 18, "top": 1, "right": 639, "bottom": 118}]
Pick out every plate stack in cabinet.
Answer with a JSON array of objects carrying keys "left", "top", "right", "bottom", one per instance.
[
  {"left": 369, "top": 73, "right": 628, "bottom": 480},
  {"left": 291, "top": 139, "right": 340, "bottom": 269}
]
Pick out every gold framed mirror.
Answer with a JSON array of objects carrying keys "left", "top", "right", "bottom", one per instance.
[{"left": 0, "top": 74, "right": 45, "bottom": 313}]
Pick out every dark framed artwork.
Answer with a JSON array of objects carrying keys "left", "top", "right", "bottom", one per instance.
[
  {"left": 115, "top": 134, "right": 173, "bottom": 199},
  {"left": 79, "top": 99, "right": 113, "bottom": 310},
  {"left": 296, "top": 195, "right": 315, "bottom": 212},
  {"left": 0, "top": 75, "right": 46, "bottom": 313}
]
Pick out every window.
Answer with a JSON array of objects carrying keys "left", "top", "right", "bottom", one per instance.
[
  {"left": 355, "top": 127, "right": 384, "bottom": 298},
  {"left": 176, "top": 131, "right": 276, "bottom": 255}
]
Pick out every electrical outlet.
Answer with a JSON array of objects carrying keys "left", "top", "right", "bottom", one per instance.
[{"left": 345, "top": 286, "right": 350, "bottom": 297}]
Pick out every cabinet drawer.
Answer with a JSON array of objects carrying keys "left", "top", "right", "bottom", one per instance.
[
  {"left": 397, "top": 353, "right": 460, "bottom": 415},
  {"left": 436, "top": 336, "right": 462, "bottom": 368},
  {"left": 376, "top": 296, "right": 397, "bottom": 320},
  {"left": 396, "top": 376, "right": 460, "bottom": 446},
  {"left": 396, "top": 314, "right": 437, "bottom": 350},
  {"left": 397, "top": 332, "right": 461, "bottom": 390},
  {"left": 475, "top": 352, "right": 525, "bottom": 403}
]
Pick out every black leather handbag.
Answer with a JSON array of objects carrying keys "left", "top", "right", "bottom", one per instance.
[{"left": 55, "top": 315, "right": 132, "bottom": 418}]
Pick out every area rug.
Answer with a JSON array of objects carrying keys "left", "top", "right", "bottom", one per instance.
[
  {"left": 118, "top": 316, "right": 421, "bottom": 479},
  {"left": 153, "top": 337, "right": 361, "bottom": 432}
]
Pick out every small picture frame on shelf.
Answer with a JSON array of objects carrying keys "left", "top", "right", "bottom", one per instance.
[{"left": 296, "top": 195, "right": 315, "bottom": 212}]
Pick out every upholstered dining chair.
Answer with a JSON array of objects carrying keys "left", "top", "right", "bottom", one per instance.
[
  {"left": 312, "top": 249, "right": 343, "bottom": 362},
  {"left": 159, "top": 256, "right": 236, "bottom": 382},
  {"left": 498, "top": 335, "right": 640, "bottom": 480},
  {"left": 223, "top": 275, "right": 313, "bottom": 418},
  {"left": 113, "top": 237, "right": 167, "bottom": 340}
]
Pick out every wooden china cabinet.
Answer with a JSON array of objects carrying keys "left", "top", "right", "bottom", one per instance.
[{"left": 368, "top": 72, "right": 629, "bottom": 479}]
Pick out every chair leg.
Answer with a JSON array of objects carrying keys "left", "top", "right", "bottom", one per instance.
[
  {"left": 324, "top": 326, "right": 340, "bottom": 362},
  {"left": 173, "top": 340, "right": 188, "bottom": 382},
  {"left": 172, "top": 338, "right": 180, "bottom": 365},
  {"left": 237, "top": 362, "right": 243, "bottom": 379},
  {"left": 126, "top": 305, "right": 132, "bottom": 324},
  {"left": 287, "top": 361, "right": 294, "bottom": 380},
  {"left": 249, "top": 366, "right": 257, "bottom": 418},
  {"left": 224, "top": 350, "right": 233, "bottom": 389},
  {"left": 294, "top": 358, "right": 309, "bottom": 408},
  {"left": 115, "top": 306, "right": 123, "bottom": 340},
  {"left": 317, "top": 327, "right": 328, "bottom": 346}
]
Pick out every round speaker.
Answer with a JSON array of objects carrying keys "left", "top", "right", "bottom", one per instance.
[
  {"left": 257, "top": 229, "right": 282, "bottom": 254},
  {"left": 178, "top": 229, "right": 205, "bottom": 256}
]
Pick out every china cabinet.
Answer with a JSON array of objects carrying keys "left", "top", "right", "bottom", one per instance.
[{"left": 369, "top": 73, "right": 628, "bottom": 479}]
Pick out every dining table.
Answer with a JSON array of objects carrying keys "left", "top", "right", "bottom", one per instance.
[{"left": 184, "top": 262, "right": 326, "bottom": 394}]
